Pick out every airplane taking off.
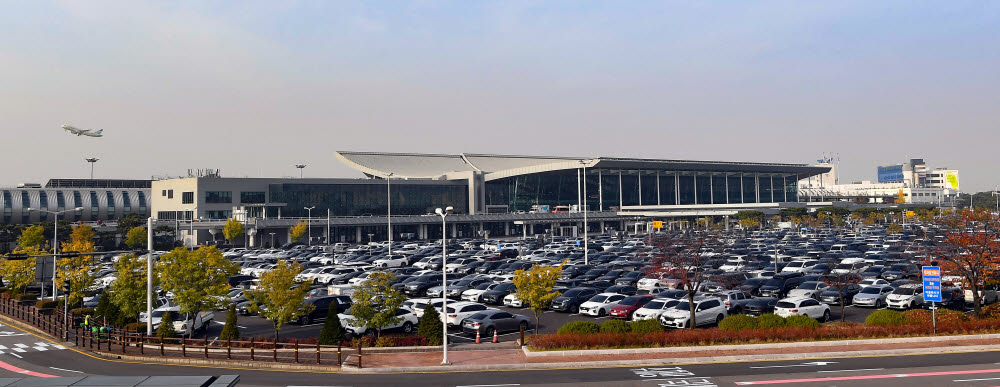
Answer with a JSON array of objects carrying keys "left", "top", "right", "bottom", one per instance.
[{"left": 61, "top": 125, "right": 103, "bottom": 137}]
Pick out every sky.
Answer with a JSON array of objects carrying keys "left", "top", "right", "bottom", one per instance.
[{"left": 1, "top": 1, "right": 998, "bottom": 191}]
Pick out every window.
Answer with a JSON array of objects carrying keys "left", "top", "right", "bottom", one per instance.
[
  {"left": 90, "top": 192, "right": 99, "bottom": 219},
  {"left": 205, "top": 191, "right": 232, "bottom": 204},
  {"left": 161, "top": 190, "right": 167, "bottom": 197},
  {"left": 39, "top": 191, "right": 48, "bottom": 209},
  {"left": 21, "top": 192, "right": 30, "bottom": 222},
  {"left": 56, "top": 192, "right": 65, "bottom": 209},
  {"left": 122, "top": 192, "right": 131, "bottom": 215},
  {"left": 205, "top": 210, "right": 232, "bottom": 219},
  {"left": 137, "top": 192, "right": 147, "bottom": 216},
  {"left": 106, "top": 191, "right": 116, "bottom": 219},
  {"left": 182, "top": 192, "right": 194, "bottom": 204},
  {"left": 2, "top": 191, "right": 10, "bottom": 224},
  {"left": 167, "top": 190, "right": 173, "bottom": 199},
  {"left": 157, "top": 211, "right": 176, "bottom": 220},
  {"left": 240, "top": 191, "right": 266, "bottom": 204}
]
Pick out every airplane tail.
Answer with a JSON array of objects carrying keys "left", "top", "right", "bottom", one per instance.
[{"left": 95, "top": 129, "right": 103, "bottom": 134}]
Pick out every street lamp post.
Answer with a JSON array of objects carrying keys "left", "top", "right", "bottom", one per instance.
[
  {"left": 269, "top": 232, "right": 275, "bottom": 248},
  {"left": 85, "top": 158, "right": 99, "bottom": 180},
  {"left": 387, "top": 173, "right": 393, "bottom": 255},
  {"left": 304, "top": 207, "right": 315, "bottom": 246},
  {"left": 579, "top": 160, "right": 589, "bottom": 265},
  {"left": 435, "top": 206, "right": 453, "bottom": 365},
  {"left": 146, "top": 217, "right": 153, "bottom": 335},
  {"left": 295, "top": 164, "right": 307, "bottom": 179},
  {"left": 28, "top": 207, "right": 84, "bottom": 300}
]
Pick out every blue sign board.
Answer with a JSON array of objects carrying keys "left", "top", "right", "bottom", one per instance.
[
  {"left": 878, "top": 165, "right": 904, "bottom": 183},
  {"left": 922, "top": 266, "right": 942, "bottom": 302},
  {"left": 576, "top": 240, "right": 581, "bottom": 246}
]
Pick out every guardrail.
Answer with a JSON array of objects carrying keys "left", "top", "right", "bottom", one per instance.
[{"left": 0, "top": 295, "right": 359, "bottom": 368}]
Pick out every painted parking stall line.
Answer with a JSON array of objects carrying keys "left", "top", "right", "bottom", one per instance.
[
  {"left": 735, "top": 367, "right": 1000, "bottom": 385},
  {"left": 631, "top": 367, "right": 719, "bottom": 386}
]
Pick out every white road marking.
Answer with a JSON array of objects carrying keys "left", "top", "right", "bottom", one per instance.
[
  {"left": 49, "top": 367, "right": 83, "bottom": 373},
  {"left": 954, "top": 377, "right": 1000, "bottom": 382},
  {"left": 750, "top": 361, "right": 837, "bottom": 369},
  {"left": 818, "top": 368, "right": 885, "bottom": 373},
  {"left": 212, "top": 321, "right": 247, "bottom": 329},
  {"left": 10, "top": 353, "right": 21, "bottom": 359},
  {"left": 13, "top": 344, "right": 27, "bottom": 348}
]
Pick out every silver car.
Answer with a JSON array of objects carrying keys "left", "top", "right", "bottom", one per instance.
[{"left": 852, "top": 285, "right": 894, "bottom": 308}]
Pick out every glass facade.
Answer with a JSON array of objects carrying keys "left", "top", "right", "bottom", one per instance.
[
  {"left": 122, "top": 192, "right": 131, "bottom": 215},
  {"left": 20, "top": 192, "right": 30, "bottom": 223},
  {"left": 268, "top": 182, "right": 468, "bottom": 218},
  {"left": 205, "top": 191, "right": 232, "bottom": 204},
  {"left": 90, "top": 192, "right": 99, "bottom": 219},
  {"left": 240, "top": 192, "right": 266, "bottom": 204},
  {"left": 3, "top": 191, "right": 10, "bottom": 224},
  {"left": 485, "top": 168, "right": 800, "bottom": 211},
  {"left": 106, "top": 191, "right": 115, "bottom": 219}
]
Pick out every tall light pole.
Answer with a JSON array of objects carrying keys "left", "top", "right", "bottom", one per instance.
[
  {"left": 146, "top": 217, "right": 153, "bottom": 335},
  {"left": 386, "top": 173, "right": 393, "bottom": 255},
  {"left": 269, "top": 232, "right": 275, "bottom": 248},
  {"left": 85, "top": 158, "right": 99, "bottom": 180},
  {"left": 295, "top": 164, "right": 307, "bottom": 179},
  {"left": 185, "top": 208, "right": 195, "bottom": 249},
  {"left": 579, "top": 160, "right": 589, "bottom": 265},
  {"left": 28, "top": 207, "right": 84, "bottom": 300},
  {"left": 304, "top": 206, "right": 315, "bottom": 246},
  {"left": 435, "top": 206, "right": 453, "bottom": 365}
]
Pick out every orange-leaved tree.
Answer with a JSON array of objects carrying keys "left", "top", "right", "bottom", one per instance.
[{"left": 936, "top": 209, "right": 1000, "bottom": 317}]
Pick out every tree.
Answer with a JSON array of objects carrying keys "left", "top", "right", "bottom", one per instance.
[
  {"left": 936, "top": 209, "right": 1000, "bottom": 317},
  {"left": 289, "top": 221, "right": 308, "bottom": 243},
  {"left": 3, "top": 226, "right": 46, "bottom": 295},
  {"left": 318, "top": 305, "right": 344, "bottom": 345},
  {"left": 886, "top": 223, "right": 902, "bottom": 235},
  {"left": 222, "top": 218, "right": 244, "bottom": 246},
  {"left": 823, "top": 272, "right": 862, "bottom": 322},
  {"left": 125, "top": 227, "right": 146, "bottom": 249},
  {"left": 219, "top": 304, "right": 240, "bottom": 341},
  {"left": 897, "top": 189, "right": 906, "bottom": 204},
  {"left": 779, "top": 208, "right": 807, "bottom": 220},
  {"left": 18, "top": 225, "right": 46, "bottom": 251},
  {"left": 59, "top": 225, "right": 98, "bottom": 308},
  {"left": 345, "top": 271, "right": 406, "bottom": 339},
  {"left": 417, "top": 304, "right": 443, "bottom": 345},
  {"left": 116, "top": 214, "right": 143, "bottom": 239},
  {"left": 95, "top": 287, "right": 122, "bottom": 325},
  {"left": 737, "top": 218, "right": 761, "bottom": 229},
  {"left": 157, "top": 311, "right": 176, "bottom": 338},
  {"left": 512, "top": 261, "right": 565, "bottom": 334},
  {"left": 109, "top": 253, "right": 152, "bottom": 323},
  {"left": 245, "top": 260, "right": 313, "bottom": 341},
  {"left": 649, "top": 232, "right": 716, "bottom": 329},
  {"left": 157, "top": 246, "right": 239, "bottom": 338},
  {"left": 735, "top": 211, "right": 764, "bottom": 230}
]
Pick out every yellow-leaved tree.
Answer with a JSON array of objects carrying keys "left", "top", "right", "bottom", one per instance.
[
  {"left": 125, "top": 226, "right": 146, "bottom": 249},
  {"left": 289, "top": 221, "right": 307, "bottom": 243},
  {"left": 3, "top": 225, "right": 47, "bottom": 295},
  {"left": 59, "top": 225, "right": 98, "bottom": 307},
  {"left": 512, "top": 261, "right": 566, "bottom": 334},
  {"left": 110, "top": 253, "right": 154, "bottom": 324},
  {"left": 157, "top": 246, "right": 239, "bottom": 339},
  {"left": 222, "top": 218, "right": 244, "bottom": 245},
  {"left": 245, "top": 260, "right": 313, "bottom": 341}
]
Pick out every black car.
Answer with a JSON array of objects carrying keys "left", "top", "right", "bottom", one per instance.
[
  {"left": 881, "top": 264, "right": 918, "bottom": 281},
  {"left": 806, "top": 264, "right": 832, "bottom": 275},
  {"left": 758, "top": 273, "right": 806, "bottom": 298},
  {"left": 296, "top": 295, "right": 352, "bottom": 325},
  {"left": 550, "top": 287, "right": 599, "bottom": 313},
  {"left": 740, "top": 277, "right": 770, "bottom": 296},
  {"left": 615, "top": 271, "right": 645, "bottom": 286},
  {"left": 403, "top": 275, "right": 443, "bottom": 296},
  {"left": 818, "top": 284, "right": 863, "bottom": 305},
  {"left": 604, "top": 285, "right": 637, "bottom": 296},
  {"left": 480, "top": 282, "right": 517, "bottom": 305},
  {"left": 575, "top": 269, "right": 610, "bottom": 282},
  {"left": 475, "top": 261, "right": 506, "bottom": 274},
  {"left": 921, "top": 287, "right": 965, "bottom": 310},
  {"left": 743, "top": 297, "right": 779, "bottom": 316},
  {"left": 860, "top": 266, "right": 887, "bottom": 279}
]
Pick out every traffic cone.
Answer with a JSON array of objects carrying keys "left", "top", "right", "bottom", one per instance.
[
  {"left": 492, "top": 329, "right": 499, "bottom": 343},
  {"left": 475, "top": 330, "right": 481, "bottom": 344}
]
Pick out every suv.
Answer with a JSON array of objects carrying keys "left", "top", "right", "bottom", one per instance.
[
  {"left": 659, "top": 297, "right": 727, "bottom": 329},
  {"left": 775, "top": 296, "right": 831, "bottom": 322},
  {"left": 713, "top": 290, "right": 755, "bottom": 314},
  {"left": 403, "top": 275, "right": 443, "bottom": 296},
  {"left": 296, "top": 295, "right": 352, "bottom": 325},
  {"left": 886, "top": 284, "right": 924, "bottom": 310},
  {"left": 550, "top": 287, "right": 599, "bottom": 313},
  {"left": 758, "top": 273, "right": 805, "bottom": 298}
]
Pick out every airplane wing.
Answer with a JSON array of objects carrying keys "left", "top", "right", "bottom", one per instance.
[{"left": 62, "top": 125, "right": 82, "bottom": 135}]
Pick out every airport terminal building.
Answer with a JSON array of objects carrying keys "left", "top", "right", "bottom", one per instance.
[{"left": 151, "top": 152, "right": 828, "bottom": 247}]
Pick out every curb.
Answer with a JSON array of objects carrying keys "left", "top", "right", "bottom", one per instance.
[
  {"left": 88, "top": 351, "right": 342, "bottom": 372},
  {"left": 522, "top": 333, "right": 1000, "bottom": 357},
  {"left": 340, "top": 344, "right": 1000, "bottom": 373}
]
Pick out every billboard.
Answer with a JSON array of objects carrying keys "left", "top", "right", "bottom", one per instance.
[{"left": 878, "top": 165, "right": 904, "bottom": 183}]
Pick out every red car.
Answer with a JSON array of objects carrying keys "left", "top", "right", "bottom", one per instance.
[{"left": 609, "top": 295, "right": 654, "bottom": 319}]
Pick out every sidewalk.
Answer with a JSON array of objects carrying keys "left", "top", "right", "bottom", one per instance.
[{"left": 343, "top": 334, "right": 1000, "bottom": 373}]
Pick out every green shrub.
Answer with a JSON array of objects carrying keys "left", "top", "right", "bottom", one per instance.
[
  {"left": 628, "top": 318, "right": 663, "bottom": 334},
  {"left": 219, "top": 304, "right": 240, "bottom": 341},
  {"left": 785, "top": 315, "right": 820, "bottom": 328},
  {"left": 34, "top": 299, "right": 57, "bottom": 309},
  {"left": 865, "top": 309, "right": 904, "bottom": 326},
  {"left": 719, "top": 314, "right": 760, "bottom": 331},
  {"left": 599, "top": 319, "right": 630, "bottom": 334},
  {"left": 13, "top": 294, "right": 37, "bottom": 302},
  {"left": 122, "top": 322, "right": 145, "bottom": 332},
  {"left": 417, "top": 304, "right": 443, "bottom": 346},
  {"left": 71, "top": 307, "right": 95, "bottom": 316},
  {"left": 557, "top": 321, "right": 601, "bottom": 335},
  {"left": 156, "top": 312, "right": 177, "bottom": 338},
  {"left": 318, "top": 305, "right": 344, "bottom": 345},
  {"left": 757, "top": 314, "right": 786, "bottom": 329}
]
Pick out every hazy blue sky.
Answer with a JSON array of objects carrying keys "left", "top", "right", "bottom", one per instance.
[{"left": 2, "top": 1, "right": 998, "bottom": 191}]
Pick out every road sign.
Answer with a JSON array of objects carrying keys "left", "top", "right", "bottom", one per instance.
[
  {"left": 906, "top": 210, "right": 915, "bottom": 218},
  {"left": 923, "top": 266, "right": 942, "bottom": 302},
  {"left": 652, "top": 221, "right": 663, "bottom": 229}
]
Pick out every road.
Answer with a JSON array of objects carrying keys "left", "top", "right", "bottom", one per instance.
[{"left": 0, "top": 318, "right": 995, "bottom": 386}]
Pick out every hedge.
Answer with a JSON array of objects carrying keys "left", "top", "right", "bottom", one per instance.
[
  {"left": 628, "top": 318, "right": 663, "bottom": 334},
  {"left": 757, "top": 314, "right": 786, "bottom": 329},
  {"left": 557, "top": 321, "right": 601, "bottom": 335},
  {"left": 719, "top": 314, "right": 759, "bottom": 331},
  {"left": 599, "top": 319, "right": 630, "bottom": 334},
  {"left": 34, "top": 299, "right": 58, "bottom": 309},
  {"left": 865, "top": 310, "right": 905, "bottom": 326},
  {"left": 785, "top": 315, "right": 820, "bottom": 328},
  {"left": 71, "top": 308, "right": 95, "bottom": 316}
]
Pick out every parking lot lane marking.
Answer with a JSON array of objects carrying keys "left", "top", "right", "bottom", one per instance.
[
  {"left": 9, "top": 354, "right": 20, "bottom": 359},
  {"left": 954, "top": 377, "right": 1000, "bottom": 382},
  {"left": 455, "top": 384, "right": 520, "bottom": 387},
  {"left": 736, "top": 368, "right": 1000, "bottom": 385},
  {"left": 49, "top": 367, "right": 83, "bottom": 373},
  {"left": 818, "top": 368, "right": 885, "bottom": 373}
]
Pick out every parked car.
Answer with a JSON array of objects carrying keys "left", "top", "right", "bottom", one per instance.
[
  {"left": 340, "top": 308, "right": 419, "bottom": 337},
  {"left": 579, "top": 293, "right": 627, "bottom": 317},
  {"left": 440, "top": 301, "right": 491, "bottom": 327},
  {"left": 296, "top": 295, "right": 353, "bottom": 325},
  {"left": 659, "top": 297, "right": 727, "bottom": 329},
  {"left": 550, "top": 287, "right": 599, "bottom": 313},
  {"left": 460, "top": 310, "right": 531, "bottom": 337},
  {"left": 852, "top": 285, "right": 894, "bottom": 308},
  {"left": 787, "top": 281, "right": 830, "bottom": 300},
  {"left": 886, "top": 284, "right": 924, "bottom": 310},
  {"left": 713, "top": 290, "right": 755, "bottom": 314},
  {"left": 921, "top": 287, "right": 965, "bottom": 310},
  {"left": 818, "top": 284, "right": 863, "bottom": 305},
  {"left": 608, "top": 295, "right": 654, "bottom": 319},
  {"left": 774, "top": 296, "right": 831, "bottom": 322},
  {"left": 742, "top": 297, "right": 780, "bottom": 316},
  {"left": 631, "top": 298, "right": 682, "bottom": 321}
]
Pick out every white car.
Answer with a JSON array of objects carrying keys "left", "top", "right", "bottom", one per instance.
[
  {"left": 659, "top": 297, "right": 727, "bottom": 329},
  {"left": 787, "top": 281, "right": 830, "bottom": 299},
  {"left": 632, "top": 298, "right": 682, "bottom": 321},
  {"left": 859, "top": 278, "right": 890, "bottom": 287},
  {"left": 886, "top": 284, "right": 924, "bottom": 310},
  {"left": 774, "top": 296, "right": 831, "bottom": 322},
  {"left": 461, "top": 283, "right": 496, "bottom": 302},
  {"left": 373, "top": 255, "right": 408, "bottom": 268},
  {"left": 139, "top": 306, "right": 214, "bottom": 337},
  {"left": 439, "top": 301, "right": 492, "bottom": 327},
  {"left": 578, "top": 293, "right": 628, "bottom": 317},
  {"left": 502, "top": 293, "right": 524, "bottom": 308},
  {"left": 781, "top": 260, "right": 818, "bottom": 274},
  {"left": 340, "top": 308, "right": 419, "bottom": 337}
]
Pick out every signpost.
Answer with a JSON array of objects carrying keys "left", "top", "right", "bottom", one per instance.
[
  {"left": 652, "top": 221, "right": 663, "bottom": 229},
  {"left": 923, "top": 266, "right": 941, "bottom": 334}
]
